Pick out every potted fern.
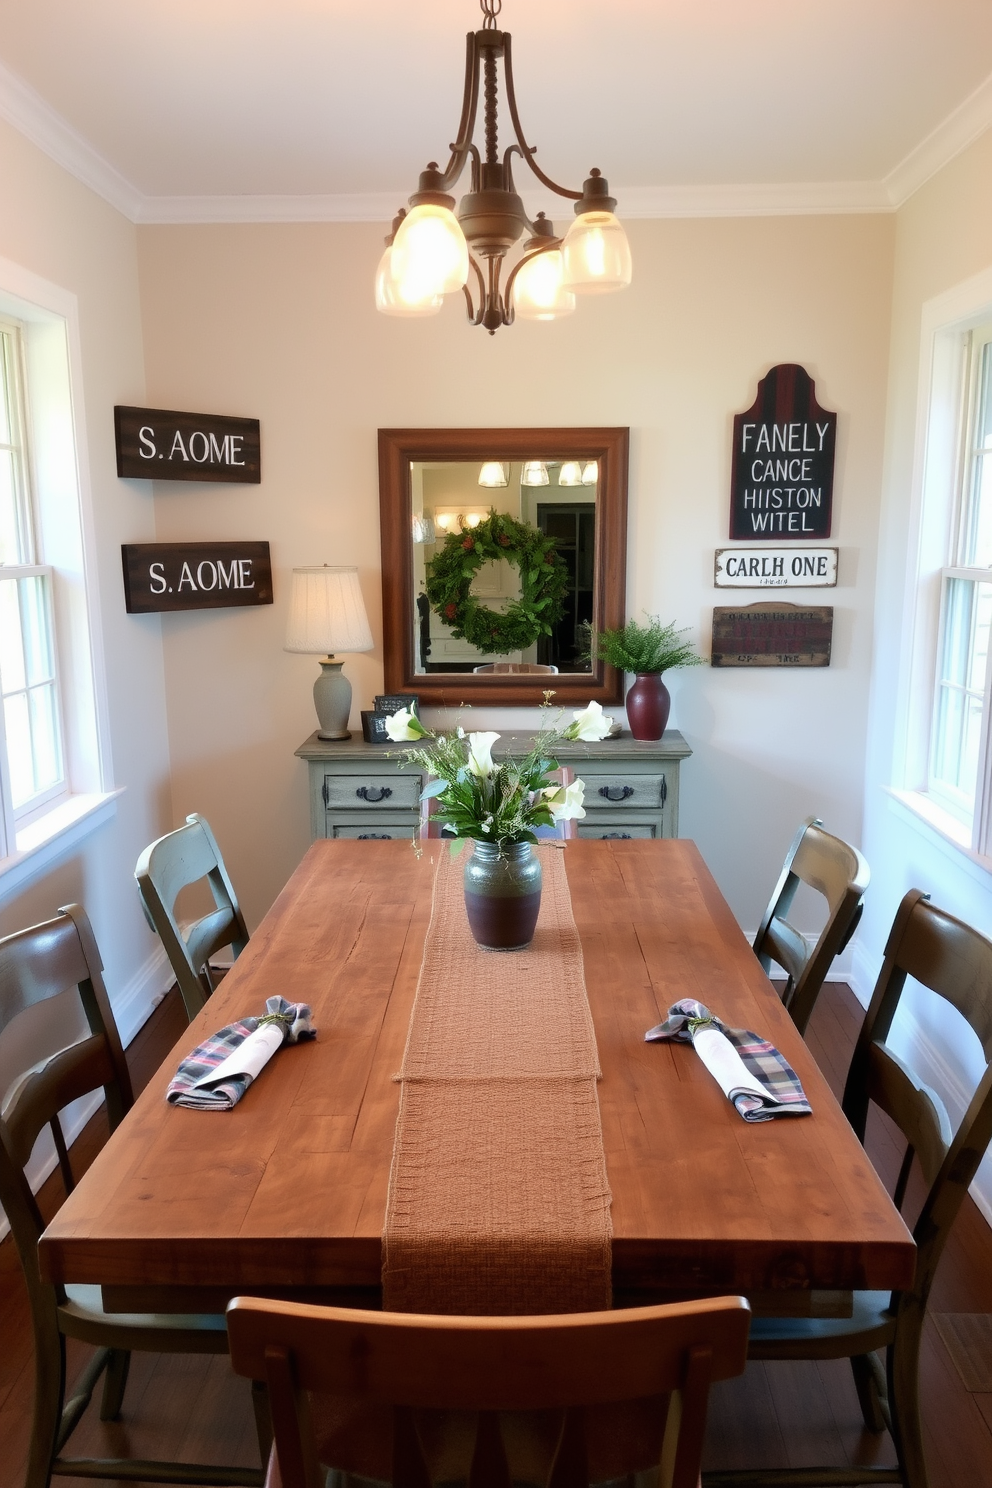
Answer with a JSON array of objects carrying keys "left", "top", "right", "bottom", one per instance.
[{"left": 595, "top": 616, "right": 702, "bottom": 740}]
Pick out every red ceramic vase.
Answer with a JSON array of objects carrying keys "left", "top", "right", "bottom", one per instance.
[{"left": 625, "top": 673, "right": 671, "bottom": 741}]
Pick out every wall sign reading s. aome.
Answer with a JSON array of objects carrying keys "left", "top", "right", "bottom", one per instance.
[
  {"left": 121, "top": 542, "right": 273, "bottom": 614},
  {"left": 715, "top": 547, "right": 837, "bottom": 588},
  {"left": 115, "top": 405, "right": 261, "bottom": 483},
  {"left": 730, "top": 365, "right": 836, "bottom": 539}
]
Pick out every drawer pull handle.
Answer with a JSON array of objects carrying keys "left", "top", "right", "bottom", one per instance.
[
  {"left": 356, "top": 785, "right": 392, "bottom": 802},
  {"left": 602, "top": 832, "right": 633, "bottom": 840},
  {"left": 599, "top": 784, "right": 634, "bottom": 801},
  {"left": 358, "top": 833, "right": 393, "bottom": 840}
]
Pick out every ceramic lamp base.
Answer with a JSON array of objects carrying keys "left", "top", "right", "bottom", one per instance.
[{"left": 314, "top": 658, "right": 352, "bottom": 740}]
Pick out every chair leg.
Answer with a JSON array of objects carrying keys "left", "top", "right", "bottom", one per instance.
[
  {"left": 100, "top": 1348, "right": 131, "bottom": 1420},
  {"left": 851, "top": 1352, "right": 888, "bottom": 1433},
  {"left": 251, "top": 1378, "right": 273, "bottom": 1465},
  {"left": 27, "top": 1328, "right": 66, "bottom": 1488},
  {"left": 888, "top": 1313, "right": 930, "bottom": 1488}
]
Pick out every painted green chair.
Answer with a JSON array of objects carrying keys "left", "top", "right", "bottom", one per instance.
[
  {"left": 707, "top": 889, "right": 992, "bottom": 1488},
  {"left": 754, "top": 815, "right": 870, "bottom": 1035},
  {"left": 0, "top": 903, "right": 264, "bottom": 1488},
  {"left": 135, "top": 812, "right": 250, "bottom": 1023}
]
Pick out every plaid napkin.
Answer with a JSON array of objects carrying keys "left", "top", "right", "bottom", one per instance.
[
  {"left": 644, "top": 997, "right": 812, "bottom": 1122},
  {"left": 166, "top": 996, "right": 316, "bottom": 1111}
]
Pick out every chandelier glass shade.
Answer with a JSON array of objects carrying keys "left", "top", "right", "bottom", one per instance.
[{"left": 375, "top": 0, "right": 631, "bottom": 335}]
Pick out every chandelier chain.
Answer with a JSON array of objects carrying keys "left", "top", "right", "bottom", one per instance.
[
  {"left": 483, "top": 47, "right": 499, "bottom": 164},
  {"left": 480, "top": 0, "right": 501, "bottom": 31}
]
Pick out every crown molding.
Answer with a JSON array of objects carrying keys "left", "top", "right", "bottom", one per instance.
[
  {"left": 0, "top": 57, "right": 142, "bottom": 219},
  {"left": 884, "top": 70, "right": 992, "bottom": 206}
]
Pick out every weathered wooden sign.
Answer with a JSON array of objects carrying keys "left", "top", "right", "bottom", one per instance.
[
  {"left": 115, "top": 405, "right": 261, "bottom": 483},
  {"left": 715, "top": 547, "right": 837, "bottom": 589},
  {"left": 711, "top": 602, "right": 833, "bottom": 666},
  {"left": 121, "top": 542, "right": 273, "bottom": 614},
  {"left": 730, "top": 365, "right": 836, "bottom": 539}
]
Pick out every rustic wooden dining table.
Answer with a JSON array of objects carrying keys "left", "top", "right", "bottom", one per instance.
[{"left": 39, "top": 839, "right": 915, "bottom": 1315}]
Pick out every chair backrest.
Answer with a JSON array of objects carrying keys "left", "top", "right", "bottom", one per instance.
[
  {"left": 753, "top": 815, "right": 870, "bottom": 1035},
  {"left": 135, "top": 812, "right": 249, "bottom": 1022},
  {"left": 843, "top": 889, "right": 992, "bottom": 1312},
  {"left": 419, "top": 768, "right": 576, "bottom": 841},
  {"left": 0, "top": 904, "right": 133, "bottom": 1328},
  {"left": 472, "top": 663, "right": 560, "bottom": 674},
  {"left": 227, "top": 1294, "right": 750, "bottom": 1488}
]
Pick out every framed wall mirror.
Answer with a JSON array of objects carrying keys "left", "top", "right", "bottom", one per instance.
[{"left": 378, "top": 428, "right": 628, "bottom": 706}]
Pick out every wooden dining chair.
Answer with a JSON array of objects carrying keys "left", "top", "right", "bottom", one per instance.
[
  {"left": 472, "top": 662, "right": 560, "bottom": 673},
  {"left": 753, "top": 815, "right": 870, "bottom": 1035},
  {"left": 135, "top": 811, "right": 250, "bottom": 1022},
  {"left": 227, "top": 1293, "right": 751, "bottom": 1488},
  {"left": 707, "top": 889, "right": 992, "bottom": 1488},
  {"left": 0, "top": 904, "right": 264, "bottom": 1488}
]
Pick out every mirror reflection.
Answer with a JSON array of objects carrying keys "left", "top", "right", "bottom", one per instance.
[{"left": 410, "top": 458, "right": 597, "bottom": 676}]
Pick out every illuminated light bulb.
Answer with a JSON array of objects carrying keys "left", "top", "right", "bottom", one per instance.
[
  {"left": 521, "top": 461, "right": 550, "bottom": 486},
  {"left": 466, "top": 513, "right": 482, "bottom": 527},
  {"left": 478, "top": 462, "right": 509, "bottom": 488},
  {"left": 374, "top": 245, "right": 442, "bottom": 317},
  {"left": 391, "top": 203, "right": 469, "bottom": 298},
  {"left": 435, "top": 513, "right": 452, "bottom": 531},
  {"left": 561, "top": 211, "right": 632, "bottom": 295},
  {"left": 558, "top": 461, "right": 584, "bottom": 487},
  {"left": 512, "top": 249, "right": 576, "bottom": 321},
  {"left": 581, "top": 461, "right": 598, "bottom": 485}
]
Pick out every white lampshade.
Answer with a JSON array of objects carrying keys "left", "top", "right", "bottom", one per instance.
[
  {"left": 512, "top": 249, "right": 576, "bottom": 321},
  {"left": 391, "top": 203, "right": 469, "bottom": 298},
  {"left": 558, "top": 461, "right": 584, "bottom": 487},
  {"left": 581, "top": 460, "right": 598, "bottom": 485},
  {"left": 561, "top": 210, "right": 632, "bottom": 294},
  {"left": 285, "top": 567, "right": 374, "bottom": 655},
  {"left": 478, "top": 461, "right": 509, "bottom": 488},
  {"left": 520, "top": 461, "right": 550, "bottom": 486},
  {"left": 374, "top": 245, "right": 443, "bottom": 317}
]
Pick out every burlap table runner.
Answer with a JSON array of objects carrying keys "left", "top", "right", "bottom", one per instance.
[{"left": 382, "top": 844, "right": 613, "bottom": 1315}]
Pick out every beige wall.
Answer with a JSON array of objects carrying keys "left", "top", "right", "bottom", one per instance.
[
  {"left": 0, "top": 117, "right": 172, "bottom": 1023},
  {"left": 137, "top": 212, "right": 894, "bottom": 930}
]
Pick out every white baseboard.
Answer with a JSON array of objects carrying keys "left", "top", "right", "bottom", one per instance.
[{"left": 0, "top": 941, "right": 174, "bottom": 1242}]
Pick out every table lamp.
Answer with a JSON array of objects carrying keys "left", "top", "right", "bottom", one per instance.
[{"left": 285, "top": 566, "right": 374, "bottom": 740}]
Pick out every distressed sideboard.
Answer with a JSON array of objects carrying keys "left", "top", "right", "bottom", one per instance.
[{"left": 296, "top": 730, "right": 691, "bottom": 842}]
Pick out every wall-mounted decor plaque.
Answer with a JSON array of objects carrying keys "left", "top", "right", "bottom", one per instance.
[
  {"left": 715, "top": 547, "right": 837, "bottom": 589},
  {"left": 730, "top": 365, "right": 836, "bottom": 539},
  {"left": 121, "top": 542, "right": 273, "bottom": 614},
  {"left": 711, "top": 602, "right": 833, "bottom": 667},
  {"left": 115, "top": 405, "right": 261, "bottom": 483}
]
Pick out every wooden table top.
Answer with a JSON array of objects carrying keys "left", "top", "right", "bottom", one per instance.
[{"left": 39, "top": 840, "right": 915, "bottom": 1310}]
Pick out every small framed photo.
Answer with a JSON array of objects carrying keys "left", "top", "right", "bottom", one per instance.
[
  {"left": 375, "top": 693, "right": 420, "bottom": 717},
  {"left": 361, "top": 710, "right": 394, "bottom": 744}
]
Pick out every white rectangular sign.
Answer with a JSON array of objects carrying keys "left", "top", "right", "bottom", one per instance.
[{"left": 714, "top": 547, "right": 838, "bottom": 589}]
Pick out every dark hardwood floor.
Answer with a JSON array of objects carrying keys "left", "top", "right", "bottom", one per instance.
[{"left": 1, "top": 982, "right": 991, "bottom": 1486}]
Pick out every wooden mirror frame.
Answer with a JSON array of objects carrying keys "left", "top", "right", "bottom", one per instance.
[{"left": 378, "top": 427, "right": 628, "bottom": 706}]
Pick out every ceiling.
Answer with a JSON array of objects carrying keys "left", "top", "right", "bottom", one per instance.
[{"left": 0, "top": 0, "right": 991, "bottom": 221}]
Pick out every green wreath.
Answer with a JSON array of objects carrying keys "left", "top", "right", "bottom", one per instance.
[{"left": 425, "top": 510, "right": 570, "bottom": 655}]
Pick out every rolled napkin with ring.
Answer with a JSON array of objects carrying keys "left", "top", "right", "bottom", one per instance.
[
  {"left": 167, "top": 995, "right": 316, "bottom": 1111},
  {"left": 644, "top": 997, "right": 812, "bottom": 1122}
]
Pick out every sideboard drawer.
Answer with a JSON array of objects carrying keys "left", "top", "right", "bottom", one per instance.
[
  {"left": 582, "top": 773, "right": 667, "bottom": 811},
  {"left": 321, "top": 773, "right": 421, "bottom": 811},
  {"left": 578, "top": 820, "right": 658, "bottom": 840},
  {"left": 330, "top": 820, "right": 418, "bottom": 841}
]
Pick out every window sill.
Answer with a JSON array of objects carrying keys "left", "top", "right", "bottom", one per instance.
[
  {"left": 885, "top": 786, "right": 992, "bottom": 885},
  {"left": 0, "top": 790, "right": 123, "bottom": 900}
]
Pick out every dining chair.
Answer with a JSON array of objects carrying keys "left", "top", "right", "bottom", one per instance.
[
  {"left": 0, "top": 903, "right": 265, "bottom": 1488},
  {"left": 135, "top": 812, "right": 250, "bottom": 1022},
  {"left": 227, "top": 1292, "right": 751, "bottom": 1488},
  {"left": 753, "top": 815, "right": 870, "bottom": 1035},
  {"left": 472, "top": 662, "right": 560, "bottom": 673},
  {"left": 707, "top": 889, "right": 992, "bottom": 1488}
]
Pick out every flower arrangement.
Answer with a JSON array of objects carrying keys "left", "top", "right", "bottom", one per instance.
[{"left": 385, "top": 698, "right": 612, "bottom": 847}]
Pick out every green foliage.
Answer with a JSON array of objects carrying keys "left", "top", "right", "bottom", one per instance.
[
  {"left": 424, "top": 510, "right": 569, "bottom": 655},
  {"left": 595, "top": 615, "right": 703, "bottom": 675}
]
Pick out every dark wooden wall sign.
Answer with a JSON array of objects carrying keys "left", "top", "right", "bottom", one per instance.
[
  {"left": 115, "top": 406, "right": 261, "bottom": 483},
  {"left": 711, "top": 602, "right": 833, "bottom": 666},
  {"left": 121, "top": 542, "right": 273, "bottom": 614},
  {"left": 730, "top": 365, "right": 836, "bottom": 539}
]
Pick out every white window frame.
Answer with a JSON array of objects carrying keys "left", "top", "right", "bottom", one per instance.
[{"left": 0, "top": 256, "right": 117, "bottom": 894}]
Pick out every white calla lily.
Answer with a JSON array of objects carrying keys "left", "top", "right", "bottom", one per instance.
[
  {"left": 545, "top": 778, "right": 587, "bottom": 822},
  {"left": 384, "top": 707, "right": 428, "bottom": 742},
  {"left": 566, "top": 700, "right": 612, "bottom": 741},
  {"left": 466, "top": 731, "right": 500, "bottom": 779}
]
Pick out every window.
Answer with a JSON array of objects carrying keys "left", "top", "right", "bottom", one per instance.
[{"left": 0, "top": 319, "right": 67, "bottom": 832}]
